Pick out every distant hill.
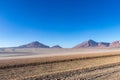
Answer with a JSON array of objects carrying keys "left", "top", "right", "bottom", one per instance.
[
  {"left": 51, "top": 45, "right": 62, "bottom": 48},
  {"left": 6, "top": 40, "right": 120, "bottom": 49},
  {"left": 73, "top": 40, "right": 98, "bottom": 48},
  {"left": 18, "top": 41, "right": 49, "bottom": 48},
  {"left": 110, "top": 40, "right": 120, "bottom": 48},
  {"left": 73, "top": 40, "right": 110, "bottom": 48}
]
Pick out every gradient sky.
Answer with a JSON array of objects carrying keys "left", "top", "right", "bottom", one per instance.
[{"left": 0, "top": 0, "right": 120, "bottom": 48}]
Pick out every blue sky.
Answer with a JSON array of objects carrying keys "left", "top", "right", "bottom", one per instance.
[{"left": 0, "top": 0, "right": 120, "bottom": 48}]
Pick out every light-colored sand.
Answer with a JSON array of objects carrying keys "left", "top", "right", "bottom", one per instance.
[
  {"left": 1, "top": 48, "right": 120, "bottom": 80},
  {"left": 0, "top": 48, "right": 120, "bottom": 68},
  {"left": 0, "top": 48, "right": 120, "bottom": 60}
]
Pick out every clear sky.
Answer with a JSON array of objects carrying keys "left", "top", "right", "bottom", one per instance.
[{"left": 0, "top": 0, "right": 120, "bottom": 48}]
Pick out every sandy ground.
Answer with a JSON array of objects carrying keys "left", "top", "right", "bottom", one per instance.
[
  {"left": 0, "top": 48, "right": 120, "bottom": 80},
  {"left": 0, "top": 48, "right": 120, "bottom": 60}
]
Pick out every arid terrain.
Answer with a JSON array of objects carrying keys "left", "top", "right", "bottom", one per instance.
[
  {"left": 1, "top": 0, "right": 120, "bottom": 79},
  {"left": 1, "top": 48, "right": 120, "bottom": 80}
]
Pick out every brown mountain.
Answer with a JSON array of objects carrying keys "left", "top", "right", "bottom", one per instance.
[
  {"left": 18, "top": 41, "right": 49, "bottom": 48},
  {"left": 51, "top": 45, "right": 62, "bottom": 48},
  {"left": 73, "top": 40, "right": 110, "bottom": 48},
  {"left": 73, "top": 40, "right": 98, "bottom": 48},
  {"left": 110, "top": 41, "right": 120, "bottom": 48}
]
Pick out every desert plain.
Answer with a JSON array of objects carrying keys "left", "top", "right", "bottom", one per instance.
[{"left": 1, "top": 48, "right": 120, "bottom": 80}]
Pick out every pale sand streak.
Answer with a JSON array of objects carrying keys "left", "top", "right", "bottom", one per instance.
[{"left": 1, "top": 48, "right": 120, "bottom": 60}]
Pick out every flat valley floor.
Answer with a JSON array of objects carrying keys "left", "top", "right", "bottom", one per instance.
[{"left": 1, "top": 48, "right": 120, "bottom": 80}]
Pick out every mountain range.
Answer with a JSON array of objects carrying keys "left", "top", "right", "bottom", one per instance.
[
  {"left": 73, "top": 39, "right": 120, "bottom": 48},
  {"left": 18, "top": 41, "right": 62, "bottom": 48},
  {"left": 16, "top": 40, "right": 120, "bottom": 48}
]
